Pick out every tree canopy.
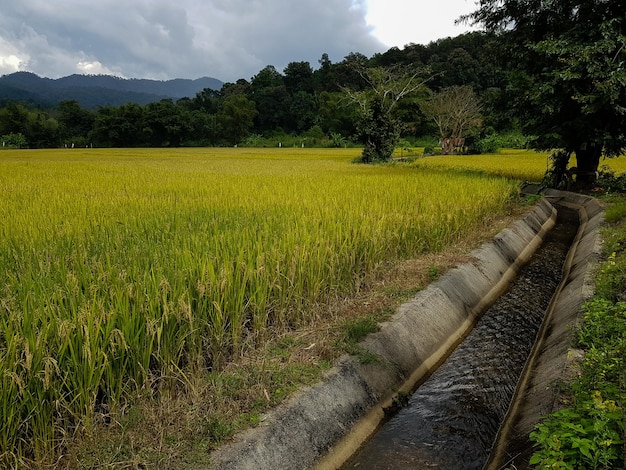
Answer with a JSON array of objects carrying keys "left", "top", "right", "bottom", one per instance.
[
  {"left": 421, "top": 86, "right": 482, "bottom": 155},
  {"left": 5, "top": 20, "right": 624, "bottom": 175},
  {"left": 343, "top": 64, "right": 431, "bottom": 162},
  {"left": 464, "top": 0, "right": 626, "bottom": 187},
  {"left": 2, "top": 35, "right": 509, "bottom": 150}
]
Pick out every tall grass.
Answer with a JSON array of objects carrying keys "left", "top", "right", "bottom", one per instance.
[{"left": 0, "top": 148, "right": 519, "bottom": 464}]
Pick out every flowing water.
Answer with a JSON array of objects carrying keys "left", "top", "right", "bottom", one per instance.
[{"left": 341, "top": 206, "right": 579, "bottom": 469}]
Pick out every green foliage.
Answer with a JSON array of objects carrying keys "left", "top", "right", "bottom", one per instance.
[
  {"left": 594, "top": 217, "right": 626, "bottom": 302},
  {"left": 467, "top": 130, "right": 530, "bottom": 154},
  {"left": 411, "top": 136, "right": 439, "bottom": 148},
  {"left": 344, "top": 315, "right": 380, "bottom": 343},
  {"left": 1, "top": 132, "right": 27, "bottom": 148},
  {"left": 423, "top": 145, "right": 435, "bottom": 156},
  {"left": 218, "top": 94, "right": 258, "bottom": 145},
  {"left": 339, "top": 309, "right": 394, "bottom": 364},
  {"left": 468, "top": 133, "right": 500, "bottom": 154},
  {"left": 329, "top": 132, "right": 347, "bottom": 148},
  {"left": 530, "top": 392, "right": 624, "bottom": 469},
  {"left": 0, "top": 31, "right": 534, "bottom": 149},
  {"left": 237, "top": 131, "right": 355, "bottom": 149},
  {"left": 345, "top": 64, "right": 431, "bottom": 163},
  {"left": 596, "top": 166, "right": 626, "bottom": 194},
  {"left": 241, "top": 133, "right": 263, "bottom": 147},
  {"left": 530, "top": 298, "right": 626, "bottom": 469},
  {"left": 595, "top": 252, "right": 626, "bottom": 303},
  {"left": 595, "top": 206, "right": 626, "bottom": 301},
  {"left": 355, "top": 97, "right": 402, "bottom": 163},
  {"left": 576, "top": 300, "right": 626, "bottom": 382},
  {"left": 542, "top": 149, "right": 572, "bottom": 189},
  {"left": 466, "top": 0, "right": 626, "bottom": 180},
  {"left": 529, "top": 200, "right": 626, "bottom": 469},
  {"left": 603, "top": 200, "right": 626, "bottom": 224},
  {"left": 427, "top": 264, "right": 440, "bottom": 281},
  {"left": 0, "top": 102, "right": 60, "bottom": 148},
  {"left": 303, "top": 125, "right": 325, "bottom": 141},
  {"left": 57, "top": 100, "right": 94, "bottom": 143}
]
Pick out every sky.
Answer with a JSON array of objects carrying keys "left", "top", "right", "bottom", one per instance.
[{"left": 0, "top": 0, "right": 480, "bottom": 83}]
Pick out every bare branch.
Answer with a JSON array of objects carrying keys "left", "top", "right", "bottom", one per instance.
[
  {"left": 343, "top": 64, "right": 435, "bottom": 116},
  {"left": 421, "top": 86, "right": 483, "bottom": 154}
]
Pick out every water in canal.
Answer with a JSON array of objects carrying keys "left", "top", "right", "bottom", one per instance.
[{"left": 342, "top": 206, "right": 579, "bottom": 469}]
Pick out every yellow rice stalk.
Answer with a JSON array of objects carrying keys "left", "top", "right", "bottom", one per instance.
[{"left": 0, "top": 147, "right": 521, "bottom": 463}]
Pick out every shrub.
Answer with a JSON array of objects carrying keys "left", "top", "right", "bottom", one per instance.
[{"left": 596, "top": 165, "right": 626, "bottom": 193}]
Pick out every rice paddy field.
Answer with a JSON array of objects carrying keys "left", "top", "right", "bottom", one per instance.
[
  {"left": 412, "top": 148, "right": 626, "bottom": 181},
  {"left": 0, "top": 147, "right": 624, "bottom": 466}
]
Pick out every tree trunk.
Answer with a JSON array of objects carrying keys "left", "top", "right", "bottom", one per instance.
[
  {"left": 573, "top": 142, "right": 602, "bottom": 189},
  {"left": 441, "top": 138, "right": 454, "bottom": 155}
]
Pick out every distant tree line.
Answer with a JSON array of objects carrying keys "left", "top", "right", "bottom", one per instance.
[
  {"left": 2, "top": 1, "right": 624, "bottom": 186},
  {"left": 0, "top": 32, "right": 520, "bottom": 150}
]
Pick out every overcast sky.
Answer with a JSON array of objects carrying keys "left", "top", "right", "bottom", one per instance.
[{"left": 0, "top": 0, "right": 479, "bottom": 83}]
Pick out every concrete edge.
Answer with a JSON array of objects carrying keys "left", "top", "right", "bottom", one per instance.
[
  {"left": 208, "top": 197, "right": 562, "bottom": 470},
  {"left": 486, "top": 190, "right": 605, "bottom": 468}
]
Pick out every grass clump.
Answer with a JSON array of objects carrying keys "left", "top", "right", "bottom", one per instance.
[{"left": 337, "top": 308, "right": 394, "bottom": 364}]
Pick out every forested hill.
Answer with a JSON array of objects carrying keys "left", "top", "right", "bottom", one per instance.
[{"left": 0, "top": 72, "right": 223, "bottom": 109}]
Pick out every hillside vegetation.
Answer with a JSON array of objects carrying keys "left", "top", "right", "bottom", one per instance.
[{"left": 0, "top": 72, "right": 222, "bottom": 109}]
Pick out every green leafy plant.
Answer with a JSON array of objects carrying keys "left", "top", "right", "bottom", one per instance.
[
  {"left": 1, "top": 132, "right": 28, "bottom": 148},
  {"left": 330, "top": 132, "right": 347, "bottom": 148},
  {"left": 529, "top": 200, "right": 626, "bottom": 469},
  {"left": 423, "top": 145, "right": 435, "bottom": 156},
  {"left": 596, "top": 166, "right": 626, "bottom": 194},
  {"left": 530, "top": 392, "right": 624, "bottom": 469}
]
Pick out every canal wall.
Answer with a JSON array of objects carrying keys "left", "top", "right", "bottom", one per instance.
[
  {"left": 208, "top": 191, "right": 603, "bottom": 470},
  {"left": 486, "top": 190, "right": 604, "bottom": 469}
]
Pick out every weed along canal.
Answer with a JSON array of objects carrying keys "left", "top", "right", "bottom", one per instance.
[
  {"left": 340, "top": 203, "right": 579, "bottom": 469},
  {"left": 209, "top": 192, "right": 604, "bottom": 470}
]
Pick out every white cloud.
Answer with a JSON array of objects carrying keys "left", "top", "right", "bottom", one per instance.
[
  {"left": 0, "top": 0, "right": 386, "bottom": 81},
  {"left": 0, "top": 0, "right": 478, "bottom": 82},
  {"left": 0, "top": 34, "right": 24, "bottom": 74},
  {"left": 0, "top": 36, "right": 27, "bottom": 75},
  {"left": 0, "top": 54, "right": 24, "bottom": 75},
  {"left": 77, "top": 60, "right": 125, "bottom": 77},
  {"left": 366, "top": 0, "right": 479, "bottom": 48}
]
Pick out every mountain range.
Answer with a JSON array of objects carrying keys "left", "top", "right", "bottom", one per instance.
[{"left": 0, "top": 72, "right": 223, "bottom": 109}]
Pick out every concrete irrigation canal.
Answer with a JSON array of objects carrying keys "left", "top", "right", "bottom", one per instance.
[{"left": 209, "top": 189, "right": 604, "bottom": 470}]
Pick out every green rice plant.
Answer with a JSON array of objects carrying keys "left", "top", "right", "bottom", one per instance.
[{"left": 0, "top": 147, "right": 521, "bottom": 463}]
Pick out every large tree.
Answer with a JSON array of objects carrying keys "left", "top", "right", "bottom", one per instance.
[
  {"left": 218, "top": 94, "right": 258, "bottom": 145},
  {"left": 283, "top": 61, "right": 314, "bottom": 95},
  {"left": 465, "top": 0, "right": 626, "bottom": 187},
  {"left": 56, "top": 100, "right": 94, "bottom": 144},
  {"left": 249, "top": 66, "right": 289, "bottom": 132},
  {"left": 421, "top": 85, "right": 482, "bottom": 155},
  {"left": 344, "top": 64, "right": 431, "bottom": 163},
  {"left": 90, "top": 104, "right": 147, "bottom": 147}
]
